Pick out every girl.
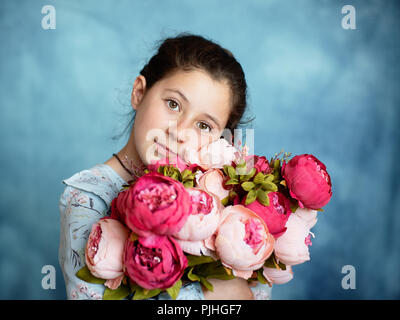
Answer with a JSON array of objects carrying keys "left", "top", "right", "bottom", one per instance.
[{"left": 59, "top": 33, "right": 272, "bottom": 300}]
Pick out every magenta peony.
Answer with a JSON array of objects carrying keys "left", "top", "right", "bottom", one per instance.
[
  {"left": 243, "top": 192, "right": 292, "bottom": 239},
  {"left": 243, "top": 155, "right": 272, "bottom": 174},
  {"left": 115, "top": 172, "right": 191, "bottom": 237},
  {"left": 124, "top": 234, "right": 187, "bottom": 290},
  {"left": 282, "top": 154, "right": 332, "bottom": 209}
]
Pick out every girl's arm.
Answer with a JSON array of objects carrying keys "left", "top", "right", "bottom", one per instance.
[
  {"left": 58, "top": 186, "right": 108, "bottom": 299},
  {"left": 202, "top": 278, "right": 254, "bottom": 300}
]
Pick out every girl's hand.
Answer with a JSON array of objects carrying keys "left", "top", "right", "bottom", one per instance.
[{"left": 202, "top": 278, "right": 254, "bottom": 300}]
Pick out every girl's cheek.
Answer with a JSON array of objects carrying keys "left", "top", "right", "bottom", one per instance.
[
  {"left": 189, "top": 133, "right": 214, "bottom": 151},
  {"left": 141, "top": 103, "right": 169, "bottom": 131}
]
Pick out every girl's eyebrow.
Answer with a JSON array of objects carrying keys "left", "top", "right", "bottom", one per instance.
[
  {"left": 164, "top": 88, "right": 222, "bottom": 129},
  {"left": 165, "top": 88, "right": 189, "bottom": 103},
  {"left": 202, "top": 113, "right": 221, "bottom": 130}
]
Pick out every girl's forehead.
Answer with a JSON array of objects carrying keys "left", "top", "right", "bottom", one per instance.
[
  {"left": 160, "top": 68, "right": 222, "bottom": 88},
  {"left": 157, "top": 69, "right": 232, "bottom": 110}
]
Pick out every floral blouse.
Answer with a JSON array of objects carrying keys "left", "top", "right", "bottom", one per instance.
[{"left": 58, "top": 163, "right": 272, "bottom": 300}]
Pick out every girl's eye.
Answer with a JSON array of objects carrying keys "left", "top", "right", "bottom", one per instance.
[
  {"left": 167, "top": 99, "right": 180, "bottom": 111},
  {"left": 197, "top": 121, "right": 212, "bottom": 132}
]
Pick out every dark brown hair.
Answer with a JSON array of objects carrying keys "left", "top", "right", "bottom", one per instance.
[{"left": 112, "top": 32, "right": 254, "bottom": 141}]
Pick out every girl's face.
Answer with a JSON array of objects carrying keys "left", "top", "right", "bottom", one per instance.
[{"left": 131, "top": 69, "right": 232, "bottom": 165}]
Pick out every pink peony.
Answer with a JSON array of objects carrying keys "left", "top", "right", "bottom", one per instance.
[
  {"left": 174, "top": 238, "right": 217, "bottom": 258},
  {"left": 214, "top": 205, "right": 275, "bottom": 279},
  {"left": 115, "top": 172, "right": 191, "bottom": 237},
  {"left": 173, "top": 188, "right": 222, "bottom": 241},
  {"left": 196, "top": 168, "right": 230, "bottom": 202},
  {"left": 243, "top": 192, "right": 292, "bottom": 239},
  {"left": 85, "top": 218, "right": 130, "bottom": 281},
  {"left": 282, "top": 154, "right": 332, "bottom": 209},
  {"left": 262, "top": 265, "right": 294, "bottom": 285},
  {"left": 293, "top": 207, "right": 318, "bottom": 229},
  {"left": 274, "top": 214, "right": 315, "bottom": 266},
  {"left": 183, "top": 138, "right": 239, "bottom": 171},
  {"left": 123, "top": 234, "right": 187, "bottom": 290}
]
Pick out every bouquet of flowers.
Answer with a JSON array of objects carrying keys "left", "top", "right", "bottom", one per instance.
[{"left": 76, "top": 138, "right": 332, "bottom": 300}]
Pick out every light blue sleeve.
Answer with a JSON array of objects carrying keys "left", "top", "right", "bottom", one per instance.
[
  {"left": 157, "top": 282, "right": 205, "bottom": 300},
  {"left": 58, "top": 185, "right": 108, "bottom": 299}
]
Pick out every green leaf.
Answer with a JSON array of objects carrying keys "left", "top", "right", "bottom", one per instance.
[
  {"left": 236, "top": 160, "right": 246, "bottom": 168},
  {"left": 257, "top": 269, "right": 269, "bottom": 285},
  {"left": 161, "top": 166, "right": 182, "bottom": 181},
  {"left": 278, "top": 261, "right": 287, "bottom": 270},
  {"left": 171, "top": 171, "right": 180, "bottom": 181},
  {"left": 204, "top": 270, "right": 236, "bottom": 281},
  {"left": 221, "top": 196, "right": 230, "bottom": 206},
  {"left": 187, "top": 267, "right": 201, "bottom": 281},
  {"left": 256, "top": 189, "right": 270, "bottom": 206},
  {"left": 222, "top": 165, "right": 230, "bottom": 176},
  {"left": 194, "top": 261, "right": 235, "bottom": 280},
  {"left": 241, "top": 181, "right": 255, "bottom": 191},
  {"left": 103, "top": 284, "right": 131, "bottom": 300},
  {"left": 245, "top": 189, "right": 257, "bottom": 205},
  {"left": 225, "top": 178, "right": 239, "bottom": 185},
  {"left": 76, "top": 265, "right": 106, "bottom": 284},
  {"left": 273, "top": 170, "right": 280, "bottom": 181},
  {"left": 253, "top": 172, "right": 265, "bottom": 185},
  {"left": 265, "top": 174, "right": 275, "bottom": 182},
  {"left": 187, "top": 267, "right": 214, "bottom": 292},
  {"left": 236, "top": 166, "right": 249, "bottom": 176},
  {"left": 181, "top": 169, "right": 192, "bottom": 180},
  {"left": 240, "top": 167, "right": 257, "bottom": 182},
  {"left": 199, "top": 278, "right": 213, "bottom": 291},
  {"left": 188, "top": 261, "right": 236, "bottom": 292},
  {"left": 187, "top": 255, "right": 215, "bottom": 267},
  {"left": 229, "top": 190, "right": 238, "bottom": 198},
  {"left": 264, "top": 254, "right": 287, "bottom": 270},
  {"left": 261, "top": 181, "right": 278, "bottom": 192},
  {"left": 227, "top": 166, "right": 237, "bottom": 179},
  {"left": 274, "top": 159, "right": 281, "bottom": 171},
  {"left": 133, "top": 285, "right": 161, "bottom": 300},
  {"left": 289, "top": 200, "right": 300, "bottom": 213},
  {"left": 166, "top": 279, "right": 182, "bottom": 300},
  {"left": 183, "top": 180, "right": 194, "bottom": 188}
]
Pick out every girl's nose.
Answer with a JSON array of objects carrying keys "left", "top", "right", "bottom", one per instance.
[{"left": 166, "top": 119, "right": 190, "bottom": 144}]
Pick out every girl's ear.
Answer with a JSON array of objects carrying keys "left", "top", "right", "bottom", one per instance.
[{"left": 131, "top": 75, "right": 147, "bottom": 110}]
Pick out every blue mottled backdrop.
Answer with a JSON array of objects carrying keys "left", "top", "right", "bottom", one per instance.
[{"left": 0, "top": 0, "right": 399, "bottom": 299}]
